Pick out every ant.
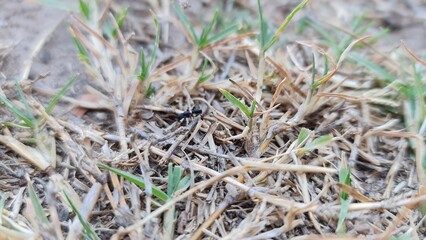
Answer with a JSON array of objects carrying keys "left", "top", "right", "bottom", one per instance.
[{"left": 177, "top": 106, "right": 202, "bottom": 121}]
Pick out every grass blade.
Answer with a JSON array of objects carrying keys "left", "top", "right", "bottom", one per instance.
[
  {"left": 138, "top": 48, "right": 147, "bottom": 81},
  {"left": 257, "top": 0, "right": 269, "bottom": 51},
  {"left": 296, "top": 128, "right": 311, "bottom": 148},
  {"left": 198, "top": 58, "right": 213, "bottom": 83},
  {"left": 71, "top": 36, "right": 90, "bottom": 64},
  {"left": 304, "top": 134, "right": 333, "bottom": 151},
  {"left": 16, "top": 82, "right": 36, "bottom": 124},
  {"left": 167, "top": 164, "right": 175, "bottom": 197},
  {"left": 219, "top": 88, "right": 250, "bottom": 117},
  {"left": 206, "top": 23, "right": 239, "bottom": 46},
  {"left": 336, "top": 161, "right": 351, "bottom": 234},
  {"left": 45, "top": 75, "right": 77, "bottom": 114},
  {"left": 78, "top": 0, "right": 90, "bottom": 20},
  {"left": 264, "top": 0, "right": 309, "bottom": 52},
  {"left": 249, "top": 101, "right": 256, "bottom": 117},
  {"left": 148, "top": 11, "right": 160, "bottom": 69},
  {"left": 349, "top": 53, "right": 395, "bottom": 83},
  {"left": 112, "top": 7, "right": 128, "bottom": 38},
  {"left": 97, "top": 163, "right": 169, "bottom": 202},
  {"left": 64, "top": 192, "right": 100, "bottom": 240},
  {"left": 177, "top": 175, "right": 191, "bottom": 192},
  {"left": 27, "top": 180, "right": 49, "bottom": 225},
  {"left": 199, "top": 11, "right": 218, "bottom": 48},
  {"left": 173, "top": 3, "right": 198, "bottom": 44}
]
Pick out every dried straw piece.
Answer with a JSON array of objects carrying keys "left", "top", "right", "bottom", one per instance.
[{"left": 0, "top": 135, "right": 50, "bottom": 171}]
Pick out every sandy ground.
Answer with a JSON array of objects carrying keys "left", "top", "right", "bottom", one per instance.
[{"left": 2, "top": 0, "right": 425, "bottom": 88}]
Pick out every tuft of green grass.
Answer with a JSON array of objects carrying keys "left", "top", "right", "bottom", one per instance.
[
  {"left": 0, "top": 76, "right": 77, "bottom": 129},
  {"left": 298, "top": 15, "right": 394, "bottom": 83},
  {"left": 98, "top": 162, "right": 190, "bottom": 240},
  {"left": 173, "top": 3, "right": 239, "bottom": 75},
  {"left": 0, "top": 90, "right": 35, "bottom": 128},
  {"left": 166, "top": 164, "right": 191, "bottom": 198},
  {"left": 173, "top": 4, "right": 239, "bottom": 50}
]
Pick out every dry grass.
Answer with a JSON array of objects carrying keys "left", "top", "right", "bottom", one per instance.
[{"left": 0, "top": 0, "right": 425, "bottom": 239}]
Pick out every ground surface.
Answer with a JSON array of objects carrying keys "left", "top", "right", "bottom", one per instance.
[{"left": 1, "top": 0, "right": 426, "bottom": 239}]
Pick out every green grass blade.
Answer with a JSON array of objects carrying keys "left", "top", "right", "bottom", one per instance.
[
  {"left": 0, "top": 94, "right": 34, "bottom": 128},
  {"left": 71, "top": 36, "right": 90, "bottom": 64},
  {"left": 112, "top": 7, "right": 128, "bottom": 38},
  {"left": 296, "top": 128, "right": 311, "bottom": 148},
  {"left": 257, "top": 0, "right": 268, "bottom": 51},
  {"left": 219, "top": 88, "right": 250, "bottom": 117},
  {"left": 0, "top": 121, "right": 31, "bottom": 128},
  {"left": 336, "top": 197, "right": 350, "bottom": 234},
  {"left": 304, "top": 134, "right": 333, "bottom": 151},
  {"left": 16, "top": 82, "right": 36, "bottom": 125},
  {"left": 198, "top": 58, "right": 212, "bottom": 83},
  {"left": 167, "top": 164, "right": 174, "bottom": 197},
  {"left": 148, "top": 12, "right": 160, "bottom": 70},
  {"left": 171, "top": 166, "right": 183, "bottom": 195},
  {"left": 97, "top": 163, "right": 169, "bottom": 202},
  {"left": 138, "top": 14, "right": 160, "bottom": 81},
  {"left": 264, "top": 0, "right": 309, "bottom": 52},
  {"left": 199, "top": 11, "right": 218, "bottom": 48},
  {"left": 300, "top": 17, "right": 337, "bottom": 49},
  {"left": 323, "top": 54, "right": 329, "bottom": 76},
  {"left": 167, "top": 164, "right": 190, "bottom": 197},
  {"left": 336, "top": 164, "right": 351, "bottom": 234},
  {"left": 177, "top": 175, "right": 191, "bottom": 192},
  {"left": 145, "top": 83, "right": 155, "bottom": 98},
  {"left": 78, "top": 0, "right": 90, "bottom": 20},
  {"left": 45, "top": 75, "right": 77, "bottom": 114},
  {"left": 311, "top": 53, "right": 316, "bottom": 86},
  {"left": 249, "top": 101, "right": 256, "bottom": 117},
  {"left": 173, "top": 3, "right": 198, "bottom": 44},
  {"left": 27, "top": 181, "right": 49, "bottom": 225},
  {"left": 138, "top": 48, "right": 147, "bottom": 81},
  {"left": 413, "top": 65, "right": 425, "bottom": 125},
  {"left": 205, "top": 23, "right": 239, "bottom": 46},
  {"left": 64, "top": 192, "right": 100, "bottom": 240},
  {"left": 349, "top": 53, "right": 395, "bottom": 83}
]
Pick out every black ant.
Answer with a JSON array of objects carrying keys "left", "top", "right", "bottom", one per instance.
[{"left": 177, "top": 106, "right": 202, "bottom": 121}]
